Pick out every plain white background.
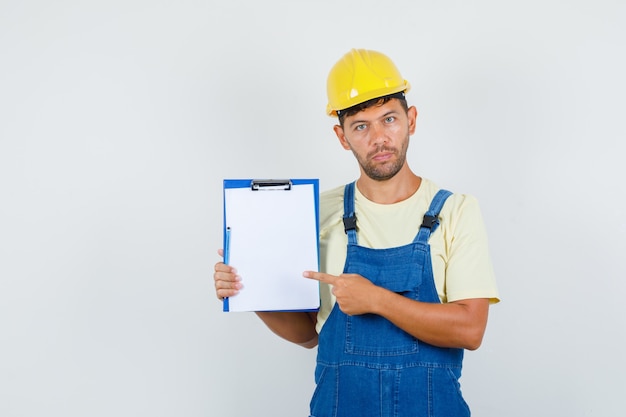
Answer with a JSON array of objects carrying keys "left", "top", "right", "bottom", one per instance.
[{"left": 1, "top": 1, "right": 625, "bottom": 416}]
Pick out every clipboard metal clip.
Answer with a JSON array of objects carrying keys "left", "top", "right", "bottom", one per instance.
[{"left": 251, "top": 179, "right": 292, "bottom": 191}]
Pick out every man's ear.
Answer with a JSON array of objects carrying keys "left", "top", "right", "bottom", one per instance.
[
  {"left": 333, "top": 125, "right": 351, "bottom": 150},
  {"left": 408, "top": 106, "right": 418, "bottom": 135}
]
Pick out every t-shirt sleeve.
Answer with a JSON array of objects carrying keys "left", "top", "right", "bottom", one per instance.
[{"left": 441, "top": 194, "right": 500, "bottom": 304}]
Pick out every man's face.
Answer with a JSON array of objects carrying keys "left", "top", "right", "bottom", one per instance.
[{"left": 334, "top": 99, "right": 417, "bottom": 181}]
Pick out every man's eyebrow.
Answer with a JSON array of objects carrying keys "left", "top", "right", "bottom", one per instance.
[{"left": 348, "top": 118, "right": 368, "bottom": 129}]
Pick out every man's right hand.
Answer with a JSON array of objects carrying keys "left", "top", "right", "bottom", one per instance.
[
  {"left": 213, "top": 249, "right": 242, "bottom": 300},
  {"left": 213, "top": 249, "right": 318, "bottom": 348}
]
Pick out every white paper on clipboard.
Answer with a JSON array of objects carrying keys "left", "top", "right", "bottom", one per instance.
[{"left": 222, "top": 179, "right": 320, "bottom": 312}]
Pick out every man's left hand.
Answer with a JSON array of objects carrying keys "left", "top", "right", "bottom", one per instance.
[{"left": 303, "top": 271, "right": 381, "bottom": 316}]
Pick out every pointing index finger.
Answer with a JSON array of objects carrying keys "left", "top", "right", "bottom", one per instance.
[{"left": 303, "top": 271, "right": 336, "bottom": 284}]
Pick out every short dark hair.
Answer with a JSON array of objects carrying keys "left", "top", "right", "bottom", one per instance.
[{"left": 337, "top": 92, "right": 408, "bottom": 127}]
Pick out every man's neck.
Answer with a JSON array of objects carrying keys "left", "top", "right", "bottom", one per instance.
[{"left": 356, "top": 167, "right": 422, "bottom": 204}]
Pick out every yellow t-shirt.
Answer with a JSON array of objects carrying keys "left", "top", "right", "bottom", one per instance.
[{"left": 316, "top": 178, "right": 500, "bottom": 333}]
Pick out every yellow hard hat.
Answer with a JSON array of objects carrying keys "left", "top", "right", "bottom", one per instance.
[{"left": 326, "top": 49, "right": 411, "bottom": 117}]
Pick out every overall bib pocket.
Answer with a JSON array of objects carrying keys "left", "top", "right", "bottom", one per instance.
[{"left": 344, "top": 267, "right": 421, "bottom": 356}]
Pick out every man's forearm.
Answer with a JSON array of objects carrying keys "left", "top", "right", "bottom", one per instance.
[
  {"left": 255, "top": 311, "right": 319, "bottom": 348},
  {"left": 372, "top": 288, "right": 489, "bottom": 350}
]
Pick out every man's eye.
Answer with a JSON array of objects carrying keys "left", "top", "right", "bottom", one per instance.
[
  {"left": 355, "top": 124, "right": 367, "bottom": 131},
  {"left": 385, "top": 116, "right": 395, "bottom": 123}
]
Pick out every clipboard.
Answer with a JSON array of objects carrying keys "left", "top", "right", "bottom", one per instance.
[{"left": 222, "top": 179, "right": 320, "bottom": 312}]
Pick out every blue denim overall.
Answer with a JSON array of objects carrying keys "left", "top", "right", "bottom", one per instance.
[{"left": 310, "top": 182, "right": 469, "bottom": 417}]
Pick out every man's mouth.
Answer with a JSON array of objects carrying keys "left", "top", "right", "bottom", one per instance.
[
  {"left": 369, "top": 147, "right": 396, "bottom": 162},
  {"left": 372, "top": 152, "right": 393, "bottom": 162}
]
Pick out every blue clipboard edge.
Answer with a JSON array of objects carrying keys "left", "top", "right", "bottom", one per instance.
[{"left": 222, "top": 178, "right": 321, "bottom": 312}]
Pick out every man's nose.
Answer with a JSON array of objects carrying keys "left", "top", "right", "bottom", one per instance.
[{"left": 370, "top": 122, "right": 388, "bottom": 146}]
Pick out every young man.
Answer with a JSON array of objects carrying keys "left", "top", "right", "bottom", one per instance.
[{"left": 214, "top": 48, "right": 499, "bottom": 417}]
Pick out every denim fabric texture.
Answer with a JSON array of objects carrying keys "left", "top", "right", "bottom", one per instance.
[{"left": 309, "top": 182, "right": 469, "bottom": 417}]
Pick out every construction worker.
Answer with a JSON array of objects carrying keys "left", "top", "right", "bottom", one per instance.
[{"left": 214, "top": 48, "right": 499, "bottom": 417}]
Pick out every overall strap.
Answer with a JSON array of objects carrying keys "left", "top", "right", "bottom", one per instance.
[
  {"left": 342, "top": 181, "right": 358, "bottom": 245},
  {"left": 414, "top": 189, "right": 453, "bottom": 243}
]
